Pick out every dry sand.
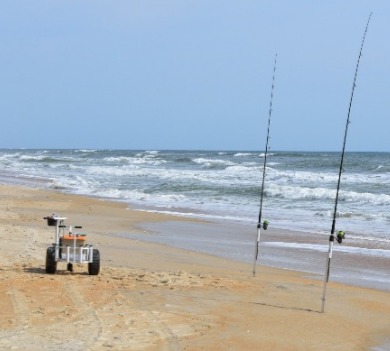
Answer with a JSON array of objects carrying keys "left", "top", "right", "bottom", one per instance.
[{"left": 0, "top": 184, "right": 389, "bottom": 351}]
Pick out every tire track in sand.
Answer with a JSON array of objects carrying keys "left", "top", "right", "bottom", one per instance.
[
  {"left": 0, "top": 288, "right": 30, "bottom": 349},
  {"left": 131, "top": 290, "right": 181, "bottom": 351},
  {"left": 0, "top": 277, "right": 104, "bottom": 351}
]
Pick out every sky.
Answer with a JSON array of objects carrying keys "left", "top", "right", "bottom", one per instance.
[{"left": 0, "top": 1, "right": 389, "bottom": 151}]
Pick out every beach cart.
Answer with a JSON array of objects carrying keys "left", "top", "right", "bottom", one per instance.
[{"left": 44, "top": 214, "right": 100, "bottom": 275}]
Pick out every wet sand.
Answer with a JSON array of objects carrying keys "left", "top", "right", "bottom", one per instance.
[
  {"left": 131, "top": 220, "right": 390, "bottom": 292},
  {"left": 1, "top": 184, "right": 390, "bottom": 350}
]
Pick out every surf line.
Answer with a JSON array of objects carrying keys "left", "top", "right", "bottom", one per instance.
[
  {"left": 252, "top": 53, "right": 277, "bottom": 277},
  {"left": 321, "top": 12, "right": 372, "bottom": 313}
]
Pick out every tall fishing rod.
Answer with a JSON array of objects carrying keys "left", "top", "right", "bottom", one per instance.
[
  {"left": 252, "top": 53, "right": 277, "bottom": 277},
  {"left": 321, "top": 12, "right": 372, "bottom": 313}
]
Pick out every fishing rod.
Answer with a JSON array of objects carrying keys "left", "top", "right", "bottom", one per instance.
[
  {"left": 252, "top": 53, "right": 277, "bottom": 277},
  {"left": 321, "top": 12, "right": 372, "bottom": 313}
]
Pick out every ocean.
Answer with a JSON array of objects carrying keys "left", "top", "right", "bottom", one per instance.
[
  {"left": 1, "top": 149, "right": 389, "bottom": 240},
  {"left": 1, "top": 149, "right": 389, "bottom": 290}
]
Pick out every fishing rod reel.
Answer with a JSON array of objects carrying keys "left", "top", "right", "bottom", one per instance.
[
  {"left": 257, "top": 220, "right": 269, "bottom": 230},
  {"left": 329, "top": 230, "right": 346, "bottom": 244},
  {"left": 336, "top": 230, "right": 345, "bottom": 244}
]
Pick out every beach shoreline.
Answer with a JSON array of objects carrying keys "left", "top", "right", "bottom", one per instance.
[
  {"left": 121, "top": 218, "right": 390, "bottom": 292},
  {"left": 1, "top": 183, "right": 390, "bottom": 350}
]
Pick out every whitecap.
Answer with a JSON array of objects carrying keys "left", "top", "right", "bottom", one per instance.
[
  {"left": 234, "top": 153, "right": 253, "bottom": 157},
  {"left": 264, "top": 242, "right": 390, "bottom": 258}
]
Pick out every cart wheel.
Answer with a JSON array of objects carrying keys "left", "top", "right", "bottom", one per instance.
[
  {"left": 45, "top": 247, "right": 57, "bottom": 274},
  {"left": 67, "top": 263, "right": 73, "bottom": 272},
  {"left": 88, "top": 249, "right": 100, "bottom": 275}
]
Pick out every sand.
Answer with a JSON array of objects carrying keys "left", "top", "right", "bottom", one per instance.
[{"left": 0, "top": 184, "right": 389, "bottom": 351}]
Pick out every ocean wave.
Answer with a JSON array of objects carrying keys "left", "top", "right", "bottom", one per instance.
[
  {"left": 103, "top": 156, "right": 133, "bottom": 163},
  {"left": 343, "top": 191, "right": 390, "bottom": 205},
  {"left": 136, "top": 208, "right": 254, "bottom": 223},
  {"left": 18, "top": 155, "right": 79, "bottom": 163},
  {"left": 264, "top": 169, "right": 328, "bottom": 185},
  {"left": 267, "top": 184, "right": 390, "bottom": 205},
  {"left": 264, "top": 242, "right": 390, "bottom": 258},
  {"left": 75, "top": 149, "right": 98, "bottom": 153},
  {"left": 174, "top": 156, "right": 193, "bottom": 163},
  {"left": 103, "top": 156, "right": 166, "bottom": 166},
  {"left": 267, "top": 184, "right": 335, "bottom": 201},
  {"left": 267, "top": 169, "right": 390, "bottom": 188},
  {"left": 50, "top": 175, "right": 93, "bottom": 191},
  {"left": 134, "top": 151, "right": 160, "bottom": 159},
  {"left": 92, "top": 188, "right": 187, "bottom": 203},
  {"left": 372, "top": 164, "right": 390, "bottom": 174},
  {"left": 225, "top": 165, "right": 255, "bottom": 173},
  {"left": 85, "top": 165, "right": 142, "bottom": 176},
  {"left": 0, "top": 152, "right": 22, "bottom": 160},
  {"left": 258, "top": 152, "right": 275, "bottom": 157},
  {"left": 192, "top": 158, "right": 236, "bottom": 169},
  {"left": 234, "top": 152, "right": 254, "bottom": 157},
  {"left": 314, "top": 209, "right": 370, "bottom": 219}
]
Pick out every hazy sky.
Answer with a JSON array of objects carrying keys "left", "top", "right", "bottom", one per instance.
[{"left": 0, "top": 1, "right": 389, "bottom": 151}]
